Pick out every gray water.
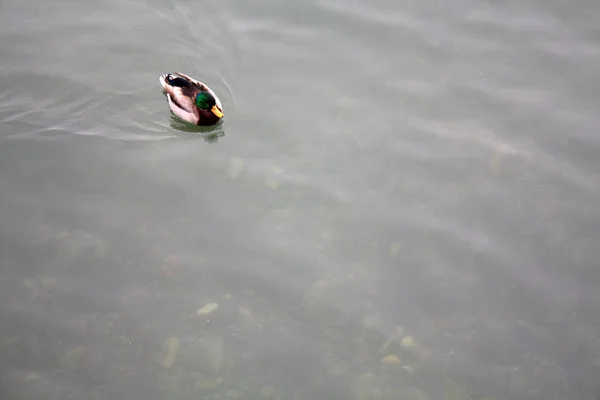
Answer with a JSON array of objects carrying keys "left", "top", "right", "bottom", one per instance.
[{"left": 1, "top": 0, "right": 600, "bottom": 399}]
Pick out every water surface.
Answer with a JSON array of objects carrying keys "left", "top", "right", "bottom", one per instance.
[{"left": 1, "top": 0, "right": 600, "bottom": 399}]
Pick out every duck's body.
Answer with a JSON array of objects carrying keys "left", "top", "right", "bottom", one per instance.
[{"left": 159, "top": 72, "right": 224, "bottom": 126}]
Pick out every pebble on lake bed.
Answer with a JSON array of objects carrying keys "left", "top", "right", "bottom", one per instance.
[
  {"left": 196, "top": 302, "right": 219, "bottom": 316},
  {"left": 41, "top": 277, "right": 58, "bottom": 290},
  {"left": 260, "top": 386, "right": 275, "bottom": 400},
  {"left": 381, "top": 325, "right": 405, "bottom": 351},
  {"left": 23, "top": 372, "right": 41, "bottom": 382},
  {"left": 381, "top": 354, "right": 401, "bottom": 364},
  {"left": 228, "top": 157, "right": 245, "bottom": 179},
  {"left": 401, "top": 336, "right": 415, "bottom": 349},
  {"left": 198, "top": 335, "right": 224, "bottom": 372},
  {"left": 265, "top": 175, "right": 279, "bottom": 189},
  {"left": 161, "top": 336, "right": 180, "bottom": 369},
  {"left": 226, "top": 390, "right": 243, "bottom": 399},
  {"left": 58, "top": 345, "right": 85, "bottom": 371}
]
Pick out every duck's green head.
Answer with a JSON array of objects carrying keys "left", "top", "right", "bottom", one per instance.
[{"left": 195, "top": 92, "right": 223, "bottom": 118}]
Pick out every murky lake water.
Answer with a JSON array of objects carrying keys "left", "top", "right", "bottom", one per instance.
[{"left": 1, "top": 0, "right": 600, "bottom": 399}]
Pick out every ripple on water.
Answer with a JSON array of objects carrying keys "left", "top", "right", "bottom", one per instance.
[{"left": 0, "top": 0, "right": 242, "bottom": 142}]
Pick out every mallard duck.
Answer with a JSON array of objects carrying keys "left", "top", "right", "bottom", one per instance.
[{"left": 159, "top": 72, "right": 224, "bottom": 126}]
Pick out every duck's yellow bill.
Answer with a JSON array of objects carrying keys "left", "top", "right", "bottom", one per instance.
[{"left": 211, "top": 106, "right": 224, "bottom": 118}]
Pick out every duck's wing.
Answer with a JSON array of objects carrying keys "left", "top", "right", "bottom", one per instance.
[
  {"left": 165, "top": 93, "right": 198, "bottom": 124},
  {"left": 159, "top": 73, "right": 201, "bottom": 123}
]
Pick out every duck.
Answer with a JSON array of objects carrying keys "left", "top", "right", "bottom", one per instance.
[{"left": 159, "top": 72, "right": 224, "bottom": 126}]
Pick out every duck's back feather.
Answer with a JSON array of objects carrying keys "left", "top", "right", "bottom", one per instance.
[{"left": 166, "top": 75, "right": 193, "bottom": 88}]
